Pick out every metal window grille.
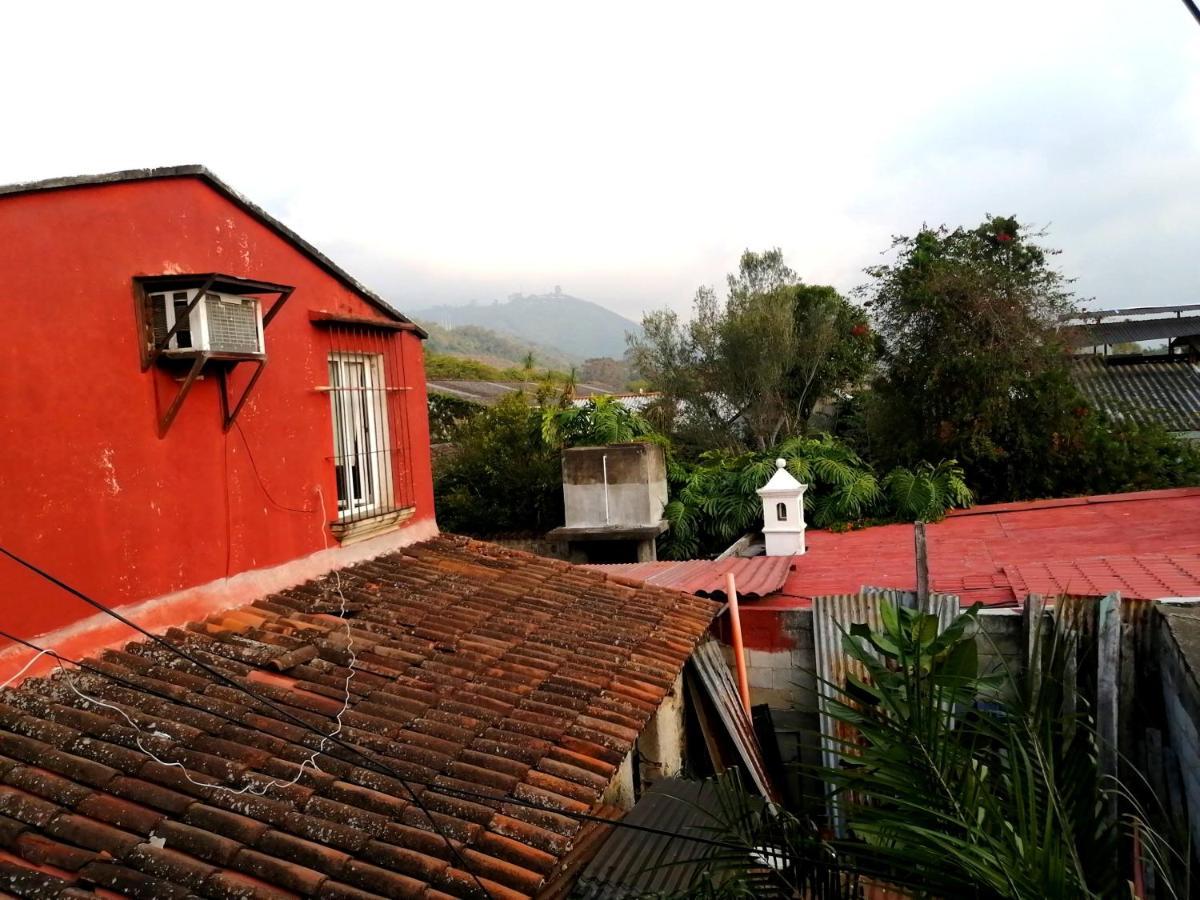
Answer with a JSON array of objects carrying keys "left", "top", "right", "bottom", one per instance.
[{"left": 326, "top": 325, "right": 415, "bottom": 523}]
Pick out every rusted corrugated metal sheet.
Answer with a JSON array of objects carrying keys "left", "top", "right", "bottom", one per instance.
[
  {"left": 688, "top": 637, "right": 778, "bottom": 800},
  {"left": 589, "top": 555, "right": 794, "bottom": 600},
  {"left": 812, "top": 591, "right": 960, "bottom": 836},
  {"left": 573, "top": 778, "right": 722, "bottom": 899}
]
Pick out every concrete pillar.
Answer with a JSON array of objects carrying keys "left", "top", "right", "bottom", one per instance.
[{"left": 637, "top": 673, "right": 683, "bottom": 787}]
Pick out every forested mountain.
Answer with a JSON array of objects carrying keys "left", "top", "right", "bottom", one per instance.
[
  {"left": 412, "top": 290, "right": 641, "bottom": 360},
  {"left": 418, "top": 321, "right": 576, "bottom": 372}
]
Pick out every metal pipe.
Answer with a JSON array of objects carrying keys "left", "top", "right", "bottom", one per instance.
[
  {"left": 725, "top": 572, "right": 752, "bottom": 715},
  {"left": 602, "top": 454, "right": 610, "bottom": 525}
]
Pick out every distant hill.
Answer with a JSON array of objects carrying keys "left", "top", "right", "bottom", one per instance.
[
  {"left": 418, "top": 321, "right": 576, "bottom": 373},
  {"left": 412, "top": 290, "right": 641, "bottom": 361}
]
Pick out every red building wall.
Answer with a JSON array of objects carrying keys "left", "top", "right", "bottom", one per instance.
[{"left": 0, "top": 175, "right": 435, "bottom": 643}]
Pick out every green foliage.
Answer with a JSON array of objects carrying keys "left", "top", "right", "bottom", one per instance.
[
  {"left": 433, "top": 392, "right": 564, "bottom": 534},
  {"left": 674, "top": 604, "right": 1183, "bottom": 899},
  {"left": 424, "top": 351, "right": 570, "bottom": 383},
  {"left": 882, "top": 460, "right": 972, "bottom": 522},
  {"left": 659, "top": 437, "right": 970, "bottom": 560},
  {"left": 858, "top": 215, "right": 1200, "bottom": 501},
  {"left": 541, "top": 396, "right": 657, "bottom": 448},
  {"left": 434, "top": 391, "right": 659, "bottom": 535},
  {"left": 819, "top": 602, "right": 1180, "bottom": 898},
  {"left": 427, "top": 393, "right": 479, "bottom": 444},
  {"left": 629, "top": 250, "right": 878, "bottom": 451}
]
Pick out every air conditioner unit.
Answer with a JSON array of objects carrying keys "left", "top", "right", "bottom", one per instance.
[{"left": 148, "top": 288, "right": 265, "bottom": 356}]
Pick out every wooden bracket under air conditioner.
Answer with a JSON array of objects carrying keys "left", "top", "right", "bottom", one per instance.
[{"left": 133, "top": 273, "right": 294, "bottom": 438}]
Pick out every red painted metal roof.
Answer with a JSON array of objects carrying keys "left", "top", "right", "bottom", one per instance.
[
  {"left": 774, "top": 487, "right": 1200, "bottom": 606},
  {"left": 587, "top": 555, "right": 794, "bottom": 600},
  {"left": 1004, "top": 554, "right": 1200, "bottom": 600},
  {"left": 0, "top": 536, "right": 716, "bottom": 899},
  {"left": 604, "top": 489, "right": 1200, "bottom": 609}
]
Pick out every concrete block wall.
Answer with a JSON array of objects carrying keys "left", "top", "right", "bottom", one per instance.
[
  {"left": 977, "top": 609, "right": 1024, "bottom": 680},
  {"left": 726, "top": 604, "right": 1023, "bottom": 809},
  {"left": 726, "top": 609, "right": 821, "bottom": 808},
  {"left": 561, "top": 443, "right": 667, "bottom": 528}
]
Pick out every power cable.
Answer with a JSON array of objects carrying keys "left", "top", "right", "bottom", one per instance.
[
  {"left": 0, "top": 544, "right": 494, "bottom": 900},
  {"left": 0, "top": 628, "right": 751, "bottom": 855},
  {"left": 0, "top": 547, "right": 874, "bottom": 878},
  {"left": 1184, "top": 0, "right": 1200, "bottom": 26},
  {"left": 232, "top": 420, "right": 317, "bottom": 514}
]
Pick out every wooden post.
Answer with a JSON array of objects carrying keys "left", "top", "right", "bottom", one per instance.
[
  {"left": 1023, "top": 593, "right": 1045, "bottom": 704},
  {"left": 914, "top": 521, "right": 929, "bottom": 611},
  {"left": 725, "top": 573, "right": 752, "bottom": 716},
  {"left": 1097, "top": 592, "right": 1121, "bottom": 827}
]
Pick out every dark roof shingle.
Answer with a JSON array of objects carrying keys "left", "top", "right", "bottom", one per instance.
[{"left": 0, "top": 536, "right": 715, "bottom": 898}]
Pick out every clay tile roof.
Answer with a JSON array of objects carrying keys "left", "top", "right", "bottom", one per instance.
[{"left": 0, "top": 536, "right": 715, "bottom": 898}]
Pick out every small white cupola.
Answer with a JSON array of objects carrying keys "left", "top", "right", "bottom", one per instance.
[{"left": 757, "top": 458, "right": 807, "bottom": 556}]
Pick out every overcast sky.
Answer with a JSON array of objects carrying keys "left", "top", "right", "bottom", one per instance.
[{"left": 5, "top": 2, "right": 1198, "bottom": 321}]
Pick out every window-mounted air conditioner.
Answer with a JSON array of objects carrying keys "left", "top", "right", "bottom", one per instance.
[{"left": 148, "top": 288, "right": 266, "bottom": 356}]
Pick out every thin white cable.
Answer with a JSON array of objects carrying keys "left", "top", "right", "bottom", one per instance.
[
  {"left": 0, "top": 648, "right": 54, "bottom": 690},
  {"left": 35, "top": 486, "right": 359, "bottom": 798},
  {"left": 59, "top": 662, "right": 302, "bottom": 797},
  {"left": 315, "top": 484, "right": 356, "bottom": 747}
]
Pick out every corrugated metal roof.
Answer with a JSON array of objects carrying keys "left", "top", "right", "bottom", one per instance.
[
  {"left": 688, "top": 639, "right": 778, "bottom": 801},
  {"left": 427, "top": 380, "right": 618, "bottom": 404},
  {"left": 572, "top": 778, "right": 725, "bottom": 899},
  {"left": 1004, "top": 553, "right": 1200, "bottom": 600},
  {"left": 1073, "top": 303, "right": 1200, "bottom": 318},
  {"left": 587, "top": 556, "right": 794, "bottom": 600},
  {"left": 1071, "top": 357, "right": 1200, "bottom": 431},
  {"left": 1070, "top": 316, "right": 1200, "bottom": 346},
  {"left": 767, "top": 488, "right": 1200, "bottom": 608}
]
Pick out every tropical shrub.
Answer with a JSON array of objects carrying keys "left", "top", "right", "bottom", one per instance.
[
  {"left": 434, "top": 392, "right": 564, "bottom": 534},
  {"left": 540, "top": 396, "right": 657, "bottom": 448},
  {"left": 659, "top": 436, "right": 972, "bottom": 560},
  {"left": 668, "top": 602, "right": 1184, "bottom": 899},
  {"left": 881, "top": 459, "right": 972, "bottom": 522}
]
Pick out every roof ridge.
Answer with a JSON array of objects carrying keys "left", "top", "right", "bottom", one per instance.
[{"left": 0, "top": 165, "right": 425, "bottom": 337}]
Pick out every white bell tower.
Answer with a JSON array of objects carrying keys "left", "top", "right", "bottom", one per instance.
[{"left": 757, "top": 458, "right": 807, "bottom": 557}]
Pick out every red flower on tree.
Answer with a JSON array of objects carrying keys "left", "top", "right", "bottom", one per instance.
[
  {"left": 850, "top": 323, "right": 869, "bottom": 337},
  {"left": 996, "top": 233, "right": 1013, "bottom": 243}
]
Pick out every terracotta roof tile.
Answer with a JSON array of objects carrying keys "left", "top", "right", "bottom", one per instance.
[
  {"left": 73, "top": 793, "right": 164, "bottom": 836},
  {"left": 154, "top": 818, "right": 242, "bottom": 865},
  {"left": 0, "top": 536, "right": 714, "bottom": 898}
]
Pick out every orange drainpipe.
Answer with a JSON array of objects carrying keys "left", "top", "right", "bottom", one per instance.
[{"left": 725, "top": 572, "right": 752, "bottom": 715}]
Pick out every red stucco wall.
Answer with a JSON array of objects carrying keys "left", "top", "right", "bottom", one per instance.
[{"left": 0, "top": 176, "right": 435, "bottom": 641}]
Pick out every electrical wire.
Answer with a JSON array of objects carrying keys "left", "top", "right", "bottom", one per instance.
[
  {"left": 1184, "top": 0, "right": 1200, "bottom": 26},
  {"left": 233, "top": 420, "right": 317, "bottom": 514},
  {"left": 0, "top": 543, "right": 495, "bottom": 900},
  {"left": 0, "top": 648, "right": 53, "bottom": 690},
  {"left": 0, "top": 629, "right": 762, "bottom": 856},
  {"left": 0, "top": 545, "right": 869, "bottom": 874}
]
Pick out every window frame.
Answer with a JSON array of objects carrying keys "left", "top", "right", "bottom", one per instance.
[{"left": 328, "top": 351, "right": 392, "bottom": 521}]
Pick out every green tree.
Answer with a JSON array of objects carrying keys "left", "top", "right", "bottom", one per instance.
[
  {"left": 861, "top": 217, "right": 1080, "bottom": 499},
  {"left": 630, "top": 250, "right": 875, "bottom": 451},
  {"left": 434, "top": 392, "right": 563, "bottom": 534},
  {"left": 435, "top": 390, "right": 661, "bottom": 536},
  {"left": 861, "top": 215, "right": 1200, "bottom": 501}
]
